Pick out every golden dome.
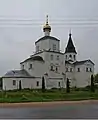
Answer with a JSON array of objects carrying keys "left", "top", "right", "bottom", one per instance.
[{"left": 43, "top": 15, "right": 51, "bottom": 32}]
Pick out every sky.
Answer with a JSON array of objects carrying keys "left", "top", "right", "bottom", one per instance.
[{"left": 0, "top": 0, "right": 98, "bottom": 75}]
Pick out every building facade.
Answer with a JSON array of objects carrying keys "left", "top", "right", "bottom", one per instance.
[{"left": 2, "top": 16, "right": 94, "bottom": 90}]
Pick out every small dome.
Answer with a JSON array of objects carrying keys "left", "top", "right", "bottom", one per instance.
[
  {"left": 43, "top": 15, "right": 51, "bottom": 32},
  {"left": 43, "top": 24, "right": 51, "bottom": 31}
]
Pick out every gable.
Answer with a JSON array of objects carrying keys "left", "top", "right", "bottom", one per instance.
[{"left": 84, "top": 60, "right": 94, "bottom": 66}]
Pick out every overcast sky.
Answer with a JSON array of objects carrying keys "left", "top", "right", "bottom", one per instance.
[{"left": 0, "top": 0, "right": 98, "bottom": 75}]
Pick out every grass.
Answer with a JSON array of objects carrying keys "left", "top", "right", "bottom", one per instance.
[{"left": 0, "top": 88, "right": 98, "bottom": 103}]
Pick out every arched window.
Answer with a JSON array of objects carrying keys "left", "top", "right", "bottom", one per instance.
[
  {"left": 66, "top": 68, "right": 68, "bottom": 72},
  {"left": 57, "top": 55, "right": 59, "bottom": 60},
  {"left": 56, "top": 67, "right": 58, "bottom": 72},
  {"left": 70, "top": 68, "right": 73, "bottom": 72},
  {"left": 74, "top": 55, "right": 76, "bottom": 60},
  {"left": 90, "top": 68, "right": 92, "bottom": 72},
  {"left": 51, "top": 55, "right": 53, "bottom": 60},
  {"left": 50, "top": 66, "right": 53, "bottom": 71},
  {"left": 69, "top": 54, "right": 72, "bottom": 58}
]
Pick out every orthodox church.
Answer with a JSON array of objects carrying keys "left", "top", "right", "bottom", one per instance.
[{"left": 2, "top": 16, "right": 94, "bottom": 90}]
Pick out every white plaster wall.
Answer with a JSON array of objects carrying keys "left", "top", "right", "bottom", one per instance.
[
  {"left": 3, "top": 77, "right": 65, "bottom": 90},
  {"left": 21, "top": 60, "right": 45, "bottom": 77},
  {"left": 35, "top": 39, "right": 49, "bottom": 52},
  {"left": 35, "top": 39, "right": 60, "bottom": 52},
  {"left": 65, "top": 64, "right": 75, "bottom": 87},
  {"left": 65, "top": 61, "right": 94, "bottom": 88},
  {"left": 49, "top": 39, "right": 60, "bottom": 52},
  {"left": 2, "top": 77, "right": 44, "bottom": 90},
  {"left": 75, "top": 62, "right": 94, "bottom": 87},
  {"left": 44, "top": 51, "right": 64, "bottom": 78},
  {"left": 46, "top": 78, "right": 64, "bottom": 89},
  {"left": 2, "top": 78, "right": 33, "bottom": 90}
]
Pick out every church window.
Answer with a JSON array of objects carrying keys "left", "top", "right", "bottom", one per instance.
[
  {"left": 58, "top": 82, "right": 61, "bottom": 87},
  {"left": 36, "top": 81, "right": 39, "bottom": 86},
  {"left": 29, "top": 64, "right": 32, "bottom": 69},
  {"left": 51, "top": 55, "right": 53, "bottom": 60},
  {"left": 13, "top": 80, "right": 16, "bottom": 86},
  {"left": 69, "top": 54, "right": 72, "bottom": 58},
  {"left": 66, "top": 55, "right": 67, "bottom": 59},
  {"left": 70, "top": 68, "right": 73, "bottom": 72},
  {"left": 90, "top": 68, "right": 92, "bottom": 72},
  {"left": 77, "top": 68, "right": 80, "bottom": 72},
  {"left": 66, "top": 68, "right": 68, "bottom": 72},
  {"left": 22, "top": 65, "right": 24, "bottom": 69},
  {"left": 57, "top": 55, "right": 59, "bottom": 60},
  {"left": 53, "top": 44, "right": 56, "bottom": 51},
  {"left": 74, "top": 55, "right": 76, "bottom": 60},
  {"left": 56, "top": 67, "right": 58, "bottom": 72},
  {"left": 86, "top": 67, "right": 88, "bottom": 72},
  {"left": 50, "top": 66, "right": 53, "bottom": 71}
]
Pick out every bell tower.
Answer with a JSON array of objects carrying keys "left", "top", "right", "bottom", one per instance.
[{"left": 65, "top": 31, "right": 77, "bottom": 62}]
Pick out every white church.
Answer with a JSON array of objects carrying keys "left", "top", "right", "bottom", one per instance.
[{"left": 2, "top": 16, "right": 94, "bottom": 90}]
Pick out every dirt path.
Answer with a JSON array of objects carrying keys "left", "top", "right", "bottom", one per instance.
[{"left": 1, "top": 100, "right": 98, "bottom": 108}]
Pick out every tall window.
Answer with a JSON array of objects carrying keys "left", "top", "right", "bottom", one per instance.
[
  {"left": 22, "top": 65, "right": 24, "bottom": 69},
  {"left": 57, "top": 55, "right": 59, "bottom": 60},
  {"left": 56, "top": 67, "right": 58, "bottom": 72},
  {"left": 77, "top": 68, "right": 80, "bottom": 72},
  {"left": 58, "top": 82, "right": 60, "bottom": 87},
  {"left": 53, "top": 44, "right": 56, "bottom": 51},
  {"left": 69, "top": 54, "right": 72, "bottom": 58},
  {"left": 66, "top": 68, "right": 68, "bottom": 72},
  {"left": 13, "top": 80, "right": 16, "bottom": 86},
  {"left": 90, "top": 68, "right": 92, "bottom": 72},
  {"left": 36, "top": 81, "right": 39, "bottom": 86},
  {"left": 74, "top": 55, "right": 76, "bottom": 60},
  {"left": 50, "top": 66, "right": 53, "bottom": 71},
  {"left": 51, "top": 55, "right": 53, "bottom": 60},
  {"left": 86, "top": 67, "right": 88, "bottom": 72},
  {"left": 70, "top": 68, "right": 73, "bottom": 72},
  {"left": 29, "top": 64, "right": 32, "bottom": 69},
  {"left": 66, "top": 55, "right": 67, "bottom": 59}
]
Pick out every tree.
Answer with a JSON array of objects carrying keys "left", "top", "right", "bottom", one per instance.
[
  {"left": 91, "top": 74, "right": 95, "bottom": 92},
  {"left": 66, "top": 78, "right": 70, "bottom": 93},
  {"left": 94, "top": 73, "right": 98, "bottom": 83},
  {"left": 0, "top": 77, "right": 2, "bottom": 90},
  {"left": 42, "top": 76, "right": 45, "bottom": 92},
  {"left": 19, "top": 80, "right": 22, "bottom": 90}
]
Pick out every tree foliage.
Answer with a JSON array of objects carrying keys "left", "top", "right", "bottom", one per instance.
[
  {"left": 0, "top": 77, "right": 2, "bottom": 89},
  {"left": 94, "top": 73, "right": 98, "bottom": 83},
  {"left": 91, "top": 74, "right": 95, "bottom": 92},
  {"left": 42, "top": 76, "right": 45, "bottom": 92},
  {"left": 66, "top": 78, "right": 70, "bottom": 93},
  {"left": 19, "top": 80, "right": 22, "bottom": 90}
]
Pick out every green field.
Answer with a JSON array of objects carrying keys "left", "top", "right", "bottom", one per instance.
[{"left": 0, "top": 88, "right": 98, "bottom": 103}]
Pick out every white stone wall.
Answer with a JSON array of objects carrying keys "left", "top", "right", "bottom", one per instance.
[
  {"left": 43, "top": 51, "right": 64, "bottom": 77},
  {"left": 75, "top": 62, "right": 94, "bottom": 87},
  {"left": 65, "top": 61, "right": 94, "bottom": 88},
  {"left": 49, "top": 39, "right": 60, "bottom": 52},
  {"left": 35, "top": 39, "right": 60, "bottom": 52},
  {"left": 2, "top": 78, "right": 33, "bottom": 90},
  {"left": 21, "top": 60, "right": 45, "bottom": 77},
  {"left": 35, "top": 39, "right": 49, "bottom": 52},
  {"left": 2, "top": 77, "right": 65, "bottom": 90}
]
